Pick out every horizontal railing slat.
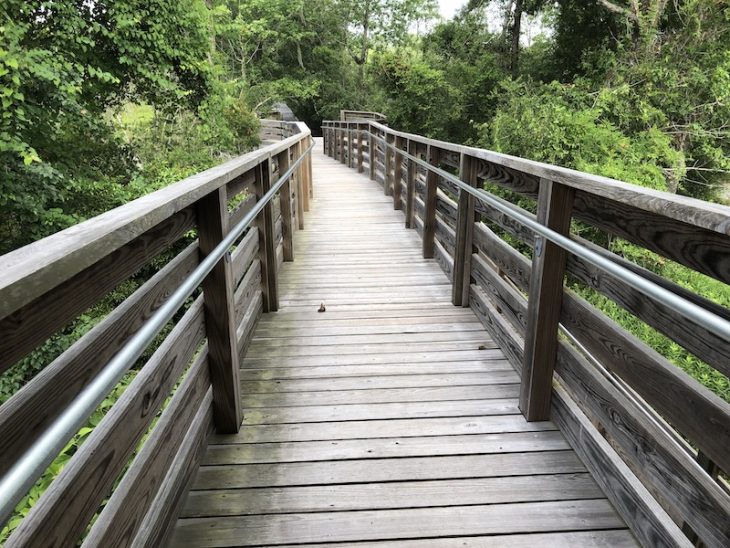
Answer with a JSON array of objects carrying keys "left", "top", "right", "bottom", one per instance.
[
  {"left": 131, "top": 389, "right": 213, "bottom": 548},
  {"left": 5, "top": 297, "right": 206, "bottom": 546},
  {"left": 0, "top": 241, "right": 199, "bottom": 478},
  {"left": 82, "top": 348, "right": 211, "bottom": 547},
  {"left": 0, "top": 208, "right": 196, "bottom": 372}
]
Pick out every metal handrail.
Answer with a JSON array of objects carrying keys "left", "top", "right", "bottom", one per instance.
[
  {"left": 337, "top": 127, "right": 730, "bottom": 344},
  {"left": 0, "top": 140, "right": 315, "bottom": 525}
]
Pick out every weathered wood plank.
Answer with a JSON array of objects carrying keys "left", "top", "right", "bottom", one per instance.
[
  {"left": 560, "top": 289, "right": 730, "bottom": 475},
  {"left": 202, "top": 431, "right": 567, "bottom": 466},
  {"left": 239, "top": 398, "right": 519, "bottom": 425},
  {"left": 0, "top": 243, "right": 198, "bottom": 478},
  {"left": 171, "top": 499, "right": 623, "bottom": 547},
  {"left": 83, "top": 349, "right": 211, "bottom": 547},
  {"left": 192, "top": 451, "right": 585, "bottom": 489},
  {"left": 269, "top": 530, "right": 639, "bottom": 548},
  {"left": 254, "top": 159, "right": 278, "bottom": 312},
  {"left": 132, "top": 391, "right": 213, "bottom": 548},
  {"left": 211, "top": 414, "right": 556, "bottom": 445},
  {"left": 552, "top": 383, "right": 691, "bottom": 548},
  {"left": 241, "top": 371, "right": 518, "bottom": 393},
  {"left": 556, "top": 340, "right": 730, "bottom": 547},
  {"left": 422, "top": 145, "right": 440, "bottom": 258},
  {"left": 183, "top": 473, "right": 597, "bottom": 517},
  {"left": 0, "top": 207, "right": 195, "bottom": 371},
  {"left": 7, "top": 298, "right": 206, "bottom": 547},
  {"left": 197, "top": 187, "right": 241, "bottom": 434},
  {"left": 230, "top": 227, "right": 258, "bottom": 285},
  {"left": 521, "top": 180, "right": 574, "bottom": 421}
]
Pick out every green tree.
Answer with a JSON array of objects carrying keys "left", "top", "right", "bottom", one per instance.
[{"left": 0, "top": 0, "right": 215, "bottom": 253}]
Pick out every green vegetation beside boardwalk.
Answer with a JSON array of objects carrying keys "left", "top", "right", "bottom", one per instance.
[{"left": 0, "top": 0, "right": 728, "bottom": 542}]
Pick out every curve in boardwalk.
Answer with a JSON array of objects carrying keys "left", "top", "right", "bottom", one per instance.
[{"left": 170, "top": 139, "right": 636, "bottom": 547}]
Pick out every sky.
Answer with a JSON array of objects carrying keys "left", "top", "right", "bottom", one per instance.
[{"left": 438, "top": 0, "right": 467, "bottom": 19}]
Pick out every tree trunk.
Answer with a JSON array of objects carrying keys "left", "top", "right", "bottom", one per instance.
[{"left": 510, "top": 0, "right": 523, "bottom": 76}]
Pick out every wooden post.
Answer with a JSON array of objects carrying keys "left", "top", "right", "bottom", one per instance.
[
  {"left": 296, "top": 142, "right": 305, "bottom": 229},
  {"left": 368, "top": 131, "right": 376, "bottom": 181},
  {"left": 323, "top": 127, "right": 327, "bottom": 155},
  {"left": 422, "top": 144, "right": 440, "bottom": 258},
  {"left": 384, "top": 133, "right": 393, "bottom": 196},
  {"left": 302, "top": 138, "right": 311, "bottom": 212},
  {"left": 405, "top": 140, "right": 417, "bottom": 228},
  {"left": 520, "top": 179, "right": 574, "bottom": 421},
  {"left": 393, "top": 136, "right": 404, "bottom": 210},
  {"left": 254, "top": 158, "right": 279, "bottom": 312},
  {"left": 307, "top": 136, "right": 313, "bottom": 200},
  {"left": 357, "top": 124, "right": 364, "bottom": 173},
  {"left": 452, "top": 154, "right": 477, "bottom": 307},
  {"left": 347, "top": 123, "right": 355, "bottom": 169},
  {"left": 340, "top": 125, "right": 347, "bottom": 165},
  {"left": 196, "top": 188, "right": 242, "bottom": 434},
  {"left": 277, "top": 148, "right": 293, "bottom": 261}
]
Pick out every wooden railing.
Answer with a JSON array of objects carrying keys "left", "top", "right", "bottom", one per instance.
[
  {"left": 0, "top": 121, "right": 312, "bottom": 546},
  {"left": 322, "top": 119, "right": 730, "bottom": 548},
  {"left": 340, "top": 109, "right": 386, "bottom": 122}
]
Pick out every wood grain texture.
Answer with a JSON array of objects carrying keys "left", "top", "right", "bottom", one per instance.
[
  {"left": 263, "top": 530, "right": 638, "bottom": 548},
  {"left": 556, "top": 341, "right": 730, "bottom": 548},
  {"left": 254, "top": 159, "right": 278, "bottom": 312},
  {"left": 197, "top": 187, "right": 241, "bottom": 434},
  {"left": 0, "top": 243, "right": 198, "bottom": 478},
  {"left": 169, "top": 143, "right": 629, "bottom": 547},
  {"left": 560, "top": 289, "right": 730, "bottom": 474},
  {"left": 572, "top": 190, "right": 730, "bottom": 284},
  {"left": 521, "top": 180, "right": 574, "bottom": 421},
  {"left": 552, "top": 383, "right": 692, "bottom": 548},
  {"left": 0, "top": 207, "right": 195, "bottom": 371},
  {"left": 422, "top": 145, "right": 440, "bottom": 258},
  {"left": 0, "top": 131, "right": 310, "bottom": 319},
  {"left": 132, "top": 391, "right": 214, "bottom": 548},
  {"left": 182, "top": 473, "right": 597, "bottom": 517},
  {"left": 83, "top": 349, "right": 211, "bottom": 548},
  {"left": 171, "top": 499, "right": 624, "bottom": 547},
  {"left": 7, "top": 298, "right": 206, "bottom": 547},
  {"left": 277, "top": 148, "right": 294, "bottom": 261}
]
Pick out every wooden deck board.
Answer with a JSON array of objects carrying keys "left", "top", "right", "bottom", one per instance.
[{"left": 170, "top": 140, "right": 635, "bottom": 547}]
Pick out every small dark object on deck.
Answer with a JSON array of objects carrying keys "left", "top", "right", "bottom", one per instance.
[
  {"left": 478, "top": 345, "right": 487, "bottom": 350},
  {"left": 318, "top": 303, "right": 326, "bottom": 313}
]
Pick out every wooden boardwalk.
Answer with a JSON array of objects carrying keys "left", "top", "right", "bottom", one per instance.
[{"left": 170, "top": 142, "right": 636, "bottom": 547}]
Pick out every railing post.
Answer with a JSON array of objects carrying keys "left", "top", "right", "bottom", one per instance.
[
  {"left": 295, "top": 142, "right": 306, "bottom": 228},
  {"left": 393, "top": 136, "right": 404, "bottom": 210},
  {"left": 323, "top": 127, "right": 327, "bottom": 155},
  {"left": 340, "top": 124, "right": 347, "bottom": 165},
  {"left": 452, "top": 153, "right": 478, "bottom": 306},
  {"left": 422, "top": 144, "right": 440, "bottom": 258},
  {"left": 384, "top": 133, "right": 393, "bottom": 196},
  {"left": 254, "top": 157, "right": 279, "bottom": 312},
  {"left": 196, "top": 187, "right": 242, "bottom": 434},
  {"left": 303, "top": 138, "right": 312, "bottom": 211},
  {"left": 520, "top": 178, "right": 574, "bottom": 421},
  {"left": 405, "top": 139, "right": 416, "bottom": 228},
  {"left": 277, "top": 148, "right": 294, "bottom": 261},
  {"left": 347, "top": 125, "right": 354, "bottom": 169},
  {"left": 368, "top": 129, "right": 376, "bottom": 181},
  {"left": 357, "top": 124, "right": 364, "bottom": 173},
  {"left": 333, "top": 126, "right": 338, "bottom": 160}
]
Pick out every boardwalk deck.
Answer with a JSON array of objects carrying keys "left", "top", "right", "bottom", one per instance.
[{"left": 170, "top": 141, "right": 637, "bottom": 547}]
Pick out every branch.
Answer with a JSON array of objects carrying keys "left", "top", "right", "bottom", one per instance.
[{"left": 597, "top": 0, "right": 639, "bottom": 22}]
